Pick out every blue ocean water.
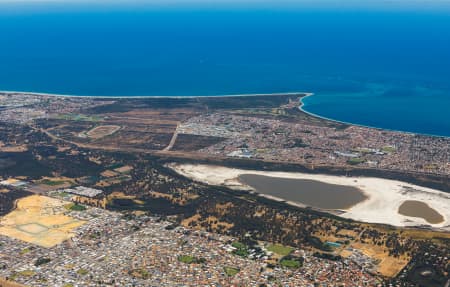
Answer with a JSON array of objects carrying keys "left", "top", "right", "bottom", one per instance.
[{"left": 0, "top": 1, "right": 449, "bottom": 137}]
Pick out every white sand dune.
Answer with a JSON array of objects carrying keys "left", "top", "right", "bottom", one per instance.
[{"left": 169, "top": 163, "right": 450, "bottom": 231}]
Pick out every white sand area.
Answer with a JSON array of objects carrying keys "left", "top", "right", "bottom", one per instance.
[{"left": 169, "top": 163, "right": 450, "bottom": 231}]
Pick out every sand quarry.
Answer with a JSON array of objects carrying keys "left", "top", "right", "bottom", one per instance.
[
  {"left": 0, "top": 195, "right": 86, "bottom": 248},
  {"left": 170, "top": 163, "right": 450, "bottom": 231}
]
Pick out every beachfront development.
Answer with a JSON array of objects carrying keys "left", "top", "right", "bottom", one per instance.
[{"left": 0, "top": 92, "right": 449, "bottom": 286}]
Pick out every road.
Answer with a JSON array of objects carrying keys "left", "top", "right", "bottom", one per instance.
[{"left": 163, "top": 124, "right": 180, "bottom": 151}]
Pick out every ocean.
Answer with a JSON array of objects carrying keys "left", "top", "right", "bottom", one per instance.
[{"left": 0, "top": 1, "right": 449, "bottom": 137}]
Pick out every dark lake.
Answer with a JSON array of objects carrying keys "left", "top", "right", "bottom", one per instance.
[
  {"left": 238, "top": 174, "right": 367, "bottom": 210},
  {"left": 398, "top": 200, "right": 444, "bottom": 224}
]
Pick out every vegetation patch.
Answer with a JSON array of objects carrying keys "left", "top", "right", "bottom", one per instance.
[
  {"left": 20, "top": 247, "right": 31, "bottom": 255},
  {"left": 34, "top": 257, "right": 51, "bottom": 266},
  {"left": 65, "top": 203, "right": 87, "bottom": 211},
  {"left": 280, "top": 259, "right": 302, "bottom": 269},
  {"left": 18, "top": 270, "right": 36, "bottom": 277},
  {"left": 53, "top": 191, "right": 70, "bottom": 198},
  {"left": 307, "top": 236, "right": 333, "bottom": 252},
  {"left": 279, "top": 254, "right": 304, "bottom": 269},
  {"left": 231, "top": 241, "right": 250, "bottom": 257},
  {"left": 382, "top": 146, "right": 396, "bottom": 153},
  {"left": 177, "top": 255, "right": 206, "bottom": 264},
  {"left": 179, "top": 255, "right": 192, "bottom": 264},
  {"left": 56, "top": 114, "right": 103, "bottom": 122},
  {"left": 267, "top": 244, "right": 294, "bottom": 256},
  {"left": 39, "top": 179, "right": 68, "bottom": 186},
  {"left": 347, "top": 157, "right": 366, "bottom": 165},
  {"left": 224, "top": 266, "right": 240, "bottom": 277},
  {"left": 131, "top": 268, "right": 151, "bottom": 279},
  {"left": 76, "top": 268, "right": 89, "bottom": 276}
]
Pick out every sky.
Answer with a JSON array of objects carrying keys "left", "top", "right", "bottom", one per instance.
[{"left": 1, "top": 0, "right": 450, "bottom": 8}]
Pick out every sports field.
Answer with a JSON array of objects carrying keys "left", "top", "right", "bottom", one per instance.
[{"left": 0, "top": 195, "right": 86, "bottom": 248}]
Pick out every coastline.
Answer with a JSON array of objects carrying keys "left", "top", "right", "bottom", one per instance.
[
  {"left": 2, "top": 89, "right": 449, "bottom": 138},
  {"left": 0, "top": 90, "right": 312, "bottom": 99},
  {"left": 299, "top": 93, "right": 450, "bottom": 139}
]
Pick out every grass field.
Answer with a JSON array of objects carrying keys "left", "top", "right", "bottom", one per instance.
[
  {"left": 0, "top": 195, "right": 86, "bottom": 248},
  {"left": 76, "top": 268, "right": 89, "bottom": 276},
  {"left": 267, "top": 244, "right": 294, "bottom": 256},
  {"left": 177, "top": 255, "right": 205, "bottom": 264},
  {"left": 64, "top": 203, "right": 87, "bottom": 211},
  {"left": 178, "top": 255, "right": 195, "bottom": 264},
  {"left": 39, "top": 179, "right": 68, "bottom": 186},
  {"left": 224, "top": 266, "right": 240, "bottom": 277},
  {"left": 280, "top": 259, "right": 302, "bottom": 268}
]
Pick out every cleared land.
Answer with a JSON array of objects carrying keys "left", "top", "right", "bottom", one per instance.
[
  {"left": 0, "top": 195, "right": 86, "bottom": 248},
  {"left": 85, "top": 125, "right": 121, "bottom": 139},
  {"left": 0, "top": 277, "right": 27, "bottom": 287},
  {"left": 350, "top": 242, "right": 410, "bottom": 277}
]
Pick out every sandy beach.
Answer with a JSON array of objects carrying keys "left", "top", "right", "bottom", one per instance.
[{"left": 169, "top": 163, "right": 450, "bottom": 231}]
